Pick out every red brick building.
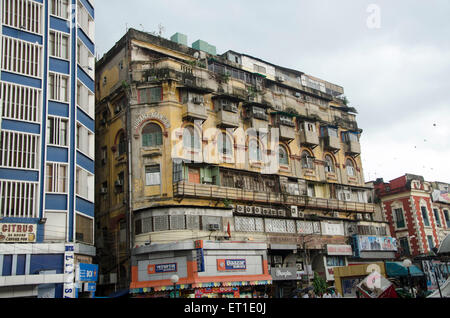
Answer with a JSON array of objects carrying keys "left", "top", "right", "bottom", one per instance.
[{"left": 374, "top": 174, "right": 450, "bottom": 258}]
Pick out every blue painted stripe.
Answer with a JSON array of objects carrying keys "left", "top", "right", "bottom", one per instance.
[
  {"left": 1, "top": 119, "right": 41, "bottom": 134},
  {"left": 1, "top": 72, "right": 41, "bottom": 89},
  {"left": 77, "top": 108, "right": 94, "bottom": 132},
  {"left": 0, "top": 218, "right": 39, "bottom": 224},
  {"left": 79, "top": 0, "right": 95, "bottom": 19},
  {"left": 49, "top": 16, "right": 71, "bottom": 34},
  {"left": 45, "top": 194, "right": 68, "bottom": 211},
  {"left": 0, "top": 168, "right": 39, "bottom": 182},
  {"left": 77, "top": 65, "right": 95, "bottom": 91},
  {"left": 16, "top": 255, "right": 26, "bottom": 276},
  {"left": 75, "top": 196, "right": 94, "bottom": 217},
  {"left": 68, "top": 0, "right": 77, "bottom": 242},
  {"left": 49, "top": 58, "right": 70, "bottom": 74},
  {"left": 76, "top": 152, "right": 94, "bottom": 174},
  {"left": 2, "top": 26, "right": 43, "bottom": 45},
  {"left": 48, "top": 101, "right": 70, "bottom": 118},
  {"left": 47, "top": 146, "right": 69, "bottom": 163},
  {"left": 39, "top": 1, "right": 49, "bottom": 225},
  {"left": 77, "top": 27, "right": 95, "bottom": 55}
]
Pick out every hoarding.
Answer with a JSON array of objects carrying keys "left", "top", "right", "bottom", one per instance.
[
  {"left": 357, "top": 236, "right": 397, "bottom": 252},
  {"left": 217, "top": 259, "right": 247, "bottom": 271},
  {"left": 0, "top": 223, "right": 36, "bottom": 243},
  {"left": 77, "top": 263, "right": 98, "bottom": 282}
]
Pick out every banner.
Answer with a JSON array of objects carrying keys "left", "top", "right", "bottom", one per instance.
[
  {"left": 358, "top": 236, "right": 397, "bottom": 252},
  {"left": 356, "top": 271, "right": 398, "bottom": 298}
]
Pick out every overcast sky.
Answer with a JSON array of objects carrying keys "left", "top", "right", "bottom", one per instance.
[{"left": 95, "top": 0, "right": 450, "bottom": 184}]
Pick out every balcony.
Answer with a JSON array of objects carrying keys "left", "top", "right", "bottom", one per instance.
[
  {"left": 173, "top": 181, "right": 376, "bottom": 214},
  {"left": 216, "top": 109, "right": 239, "bottom": 128},
  {"left": 323, "top": 135, "right": 341, "bottom": 152},
  {"left": 278, "top": 125, "right": 296, "bottom": 141},
  {"left": 345, "top": 141, "right": 361, "bottom": 156},
  {"left": 182, "top": 102, "right": 208, "bottom": 122},
  {"left": 299, "top": 130, "right": 319, "bottom": 147}
]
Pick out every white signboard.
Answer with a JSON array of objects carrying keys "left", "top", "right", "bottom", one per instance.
[
  {"left": 321, "top": 222, "right": 344, "bottom": 236},
  {"left": 0, "top": 223, "right": 37, "bottom": 242},
  {"left": 63, "top": 245, "right": 75, "bottom": 298}
]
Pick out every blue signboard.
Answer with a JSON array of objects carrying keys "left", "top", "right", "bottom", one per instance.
[
  {"left": 85, "top": 283, "right": 97, "bottom": 292},
  {"left": 78, "top": 263, "right": 98, "bottom": 282}
]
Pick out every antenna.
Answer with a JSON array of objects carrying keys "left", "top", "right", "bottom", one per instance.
[{"left": 158, "top": 23, "right": 165, "bottom": 37}]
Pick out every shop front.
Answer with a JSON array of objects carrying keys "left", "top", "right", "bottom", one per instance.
[{"left": 130, "top": 240, "right": 272, "bottom": 298}]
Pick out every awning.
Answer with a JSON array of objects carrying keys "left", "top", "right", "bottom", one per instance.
[
  {"left": 385, "top": 262, "right": 424, "bottom": 277},
  {"left": 438, "top": 234, "right": 450, "bottom": 255}
]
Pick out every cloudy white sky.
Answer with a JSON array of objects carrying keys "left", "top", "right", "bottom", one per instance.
[{"left": 95, "top": 0, "right": 450, "bottom": 184}]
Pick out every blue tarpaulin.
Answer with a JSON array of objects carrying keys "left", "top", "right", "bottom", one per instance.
[{"left": 385, "top": 262, "right": 424, "bottom": 277}]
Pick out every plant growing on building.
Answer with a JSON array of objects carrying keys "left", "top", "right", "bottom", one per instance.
[{"left": 312, "top": 272, "right": 327, "bottom": 297}]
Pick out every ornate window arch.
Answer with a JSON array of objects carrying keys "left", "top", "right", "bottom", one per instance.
[
  {"left": 182, "top": 125, "right": 201, "bottom": 150},
  {"left": 301, "top": 149, "right": 314, "bottom": 169},
  {"left": 248, "top": 138, "right": 262, "bottom": 162},
  {"left": 278, "top": 144, "right": 289, "bottom": 166},
  {"left": 142, "top": 122, "right": 163, "bottom": 147},
  {"left": 345, "top": 158, "right": 356, "bottom": 176},
  {"left": 324, "top": 154, "right": 335, "bottom": 173},
  {"left": 217, "top": 131, "right": 233, "bottom": 156}
]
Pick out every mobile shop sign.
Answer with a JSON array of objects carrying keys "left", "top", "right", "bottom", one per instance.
[
  {"left": 148, "top": 263, "right": 177, "bottom": 274},
  {"left": 77, "top": 263, "right": 98, "bottom": 282},
  {"left": 217, "top": 259, "right": 247, "bottom": 271},
  {"left": 0, "top": 223, "right": 37, "bottom": 242}
]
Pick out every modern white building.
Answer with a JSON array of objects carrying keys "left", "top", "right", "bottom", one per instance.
[{"left": 0, "top": 0, "right": 96, "bottom": 298}]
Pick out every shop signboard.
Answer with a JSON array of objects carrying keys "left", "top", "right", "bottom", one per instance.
[
  {"left": 327, "top": 244, "right": 353, "bottom": 256},
  {"left": 217, "top": 259, "right": 247, "bottom": 271},
  {"left": 0, "top": 223, "right": 36, "bottom": 243},
  {"left": 271, "top": 267, "right": 297, "bottom": 281},
  {"left": 63, "top": 245, "right": 75, "bottom": 298},
  {"left": 77, "top": 263, "right": 98, "bottom": 282},
  {"left": 148, "top": 263, "right": 178, "bottom": 274},
  {"left": 422, "top": 260, "right": 449, "bottom": 291},
  {"left": 357, "top": 236, "right": 397, "bottom": 252}
]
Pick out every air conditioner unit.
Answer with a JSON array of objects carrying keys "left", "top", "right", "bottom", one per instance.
[
  {"left": 294, "top": 92, "right": 301, "bottom": 98},
  {"left": 100, "top": 187, "right": 108, "bottom": 194},
  {"left": 273, "top": 255, "right": 283, "bottom": 264},
  {"left": 278, "top": 210, "right": 286, "bottom": 217},
  {"left": 115, "top": 180, "right": 123, "bottom": 187},
  {"left": 291, "top": 206, "right": 298, "bottom": 218},
  {"left": 270, "top": 209, "right": 277, "bottom": 216},
  {"left": 298, "top": 212, "right": 305, "bottom": 219},
  {"left": 262, "top": 208, "right": 270, "bottom": 216},
  {"left": 245, "top": 206, "right": 253, "bottom": 214},
  {"left": 356, "top": 213, "right": 363, "bottom": 220},
  {"left": 364, "top": 214, "right": 372, "bottom": 221},
  {"left": 208, "top": 223, "right": 221, "bottom": 231},
  {"left": 276, "top": 76, "right": 285, "bottom": 82},
  {"left": 332, "top": 212, "right": 340, "bottom": 218},
  {"left": 254, "top": 207, "right": 262, "bottom": 215},
  {"left": 236, "top": 205, "right": 245, "bottom": 214}
]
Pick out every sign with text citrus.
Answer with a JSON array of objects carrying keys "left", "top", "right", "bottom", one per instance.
[
  {"left": 217, "top": 259, "right": 247, "bottom": 271},
  {"left": 0, "top": 223, "right": 36, "bottom": 242}
]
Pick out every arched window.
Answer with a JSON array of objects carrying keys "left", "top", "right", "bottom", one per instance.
[
  {"left": 324, "top": 155, "right": 335, "bottom": 173},
  {"left": 279, "top": 145, "right": 289, "bottom": 166},
  {"left": 249, "top": 139, "right": 261, "bottom": 162},
  {"left": 346, "top": 159, "right": 355, "bottom": 176},
  {"left": 217, "top": 132, "right": 233, "bottom": 156},
  {"left": 142, "top": 123, "right": 163, "bottom": 147},
  {"left": 183, "top": 126, "right": 201, "bottom": 150},
  {"left": 301, "top": 150, "right": 314, "bottom": 169}
]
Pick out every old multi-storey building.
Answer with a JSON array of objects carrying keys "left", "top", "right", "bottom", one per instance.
[
  {"left": 0, "top": 0, "right": 95, "bottom": 298},
  {"left": 95, "top": 28, "right": 391, "bottom": 298},
  {"left": 374, "top": 174, "right": 450, "bottom": 258}
]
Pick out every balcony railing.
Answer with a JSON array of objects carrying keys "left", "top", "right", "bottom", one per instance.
[{"left": 173, "top": 181, "right": 375, "bottom": 213}]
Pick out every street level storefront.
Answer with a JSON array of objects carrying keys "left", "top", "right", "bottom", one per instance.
[
  {"left": 312, "top": 244, "right": 353, "bottom": 282},
  {"left": 130, "top": 240, "right": 272, "bottom": 298},
  {"left": 333, "top": 262, "right": 387, "bottom": 297}
]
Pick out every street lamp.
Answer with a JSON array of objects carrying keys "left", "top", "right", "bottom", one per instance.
[
  {"left": 402, "top": 259, "right": 414, "bottom": 297},
  {"left": 171, "top": 274, "right": 179, "bottom": 298}
]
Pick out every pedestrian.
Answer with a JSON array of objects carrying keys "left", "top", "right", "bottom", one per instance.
[
  {"left": 302, "top": 292, "right": 309, "bottom": 298},
  {"left": 323, "top": 291, "right": 332, "bottom": 298}
]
